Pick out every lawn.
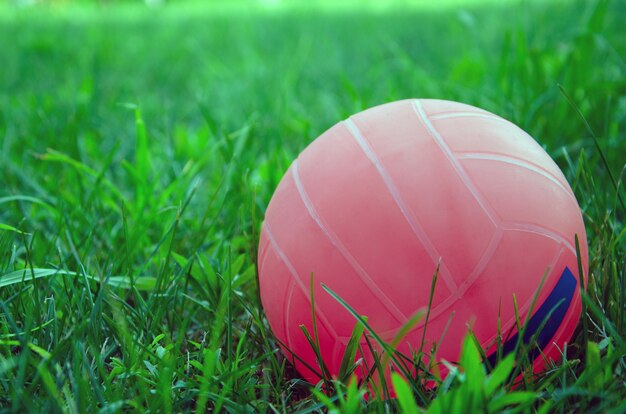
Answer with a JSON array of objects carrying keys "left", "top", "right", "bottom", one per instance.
[{"left": 0, "top": 0, "right": 625, "bottom": 412}]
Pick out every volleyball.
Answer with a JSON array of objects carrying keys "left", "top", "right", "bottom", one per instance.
[{"left": 257, "top": 99, "right": 588, "bottom": 385}]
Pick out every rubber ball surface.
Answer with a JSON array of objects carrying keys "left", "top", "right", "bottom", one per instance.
[{"left": 258, "top": 99, "right": 588, "bottom": 385}]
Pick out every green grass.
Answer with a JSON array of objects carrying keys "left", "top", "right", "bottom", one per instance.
[{"left": 0, "top": 0, "right": 625, "bottom": 412}]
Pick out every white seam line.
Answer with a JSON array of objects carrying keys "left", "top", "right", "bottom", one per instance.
[
  {"left": 283, "top": 277, "right": 296, "bottom": 352},
  {"left": 456, "top": 229, "right": 504, "bottom": 296},
  {"left": 394, "top": 230, "right": 504, "bottom": 330},
  {"left": 412, "top": 99, "right": 500, "bottom": 226},
  {"left": 501, "top": 221, "right": 577, "bottom": 257},
  {"left": 455, "top": 152, "right": 578, "bottom": 202},
  {"left": 258, "top": 238, "right": 272, "bottom": 275},
  {"left": 343, "top": 118, "right": 459, "bottom": 295},
  {"left": 429, "top": 112, "right": 507, "bottom": 122},
  {"left": 292, "top": 159, "right": 408, "bottom": 323},
  {"left": 263, "top": 221, "right": 339, "bottom": 340},
  {"left": 331, "top": 341, "right": 343, "bottom": 370}
]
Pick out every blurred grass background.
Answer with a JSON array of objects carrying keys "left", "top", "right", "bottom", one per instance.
[{"left": 1, "top": 0, "right": 625, "bottom": 412}]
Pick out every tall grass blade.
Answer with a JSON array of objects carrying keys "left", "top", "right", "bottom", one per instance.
[
  {"left": 338, "top": 316, "right": 367, "bottom": 382},
  {"left": 558, "top": 84, "right": 626, "bottom": 214},
  {"left": 321, "top": 283, "right": 412, "bottom": 379}
]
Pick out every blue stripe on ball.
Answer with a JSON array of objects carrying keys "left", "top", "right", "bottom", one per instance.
[{"left": 486, "top": 266, "right": 578, "bottom": 368}]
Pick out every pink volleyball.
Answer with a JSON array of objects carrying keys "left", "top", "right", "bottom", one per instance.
[{"left": 258, "top": 99, "right": 588, "bottom": 385}]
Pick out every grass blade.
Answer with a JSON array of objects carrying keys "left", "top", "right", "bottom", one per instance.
[
  {"left": 558, "top": 84, "right": 626, "bottom": 214},
  {"left": 321, "top": 283, "right": 412, "bottom": 379},
  {"left": 0, "top": 268, "right": 156, "bottom": 290},
  {"left": 0, "top": 224, "right": 29, "bottom": 235},
  {"left": 338, "top": 316, "right": 367, "bottom": 382},
  {"left": 392, "top": 373, "right": 422, "bottom": 413}
]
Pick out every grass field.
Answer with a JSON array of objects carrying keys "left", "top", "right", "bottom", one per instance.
[{"left": 1, "top": 0, "right": 625, "bottom": 412}]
